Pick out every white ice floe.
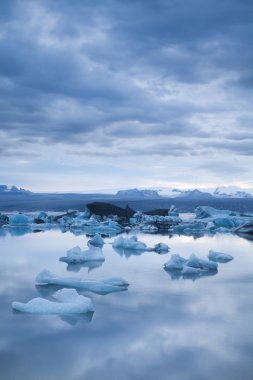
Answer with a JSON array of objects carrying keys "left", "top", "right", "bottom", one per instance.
[
  {"left": 154, "top": 242, "right": 169, "bottom": 253},
  {"left": 164, "top": 254, "right": 187, "bottom": 271},
  {"left": 12, "top": 288, "right": 94, "bottom": 314},
  {"left": 35, "top": 270, "right": 129, "bottom": 294},
  {"left": 87, "top": 233, "right": 104, "bottom": 247},
  {"left": 208, "top": 250, "right": 234, "bottom": 263},
  {"left": 60, "top": 246, "right": 105, "bottom": 263},
  {"left": 112, "top": 236, "right": 151, "bottom": 251}
]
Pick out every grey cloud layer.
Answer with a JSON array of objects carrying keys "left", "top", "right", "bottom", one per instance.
[{"left": 0, "top": 0, "right": 252, "bottom": 160}]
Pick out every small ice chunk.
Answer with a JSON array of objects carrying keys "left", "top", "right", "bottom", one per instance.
[
  {"left": 60, "top": 246, "right": 105, "bottom": 263},
  {"left": 12, "top": 289, "right": 94, "bottom": 314},
  {"left": 87, "top": 233, "right": 104, "bottom": 247},
  {"left": 208, "top": 250, "right": 234, "bottom": 263},
  {"left": 112, "top": 236, "right": 150, "bottom": 251},
  {"left": 164, "top": 254, "right": 187, "bottom": 271},
  {"left": 35, "top": 270, "right": 129, "bottom": 294},
  {"left": 186, "top": 254, "right": 218, "bottom": 271},
  {"left": 154, "top": 242, "right": 169, "bottom": 253}
]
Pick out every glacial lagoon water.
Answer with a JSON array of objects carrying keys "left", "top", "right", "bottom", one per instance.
[{"left": 1, "top": 228, "right": 253, "bottom": 380}]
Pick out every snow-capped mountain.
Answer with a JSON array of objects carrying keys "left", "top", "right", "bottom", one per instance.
[
  {"left": 151, "top": 186, "right": 253, "bottom": 199},
  {"left": 213, "top": 186, "right": 253, "bottom": 198},
  {"left": 0, "top": 185, "right": 31, "bottom": 193},
  {"left": 116, "top": 188, "right": 160, "bottom": 198},
  {"left": 171, "top": 189, "right": 215, "bottom": 199}
]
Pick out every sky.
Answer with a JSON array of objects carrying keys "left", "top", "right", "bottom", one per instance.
[{"left": 0, "top": 0, "right": 253, "bottom": 192}]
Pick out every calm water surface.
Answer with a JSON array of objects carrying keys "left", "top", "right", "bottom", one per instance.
[{"left": 0, "top": 228, "right": 253, "bottom": 380}]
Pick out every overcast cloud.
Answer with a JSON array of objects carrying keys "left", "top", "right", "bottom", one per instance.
[{"left": 0, "top": 0, "right": 252, "bottom": 191}]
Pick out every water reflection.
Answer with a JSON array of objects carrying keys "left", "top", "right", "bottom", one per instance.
[
  {"left": 12, "top": 305, "right": 94, "bottom": 326},
  {"left": 164, "top": 267, "right": 218, "bottom": 281},
  {"left": 63, "top": 260, "right": 104, "bottom": 272},
  {"left": 113, "top": 246, "right": 147, "bottom": 258},
  {"left": 60, "top": 312, "right": 94, "bottom": 326},
  {"left": 0, "top": 229, "right": 253, "bottom": 380},
  {"left": 4, "top": 226, "right": 32, "bottom": 236}
]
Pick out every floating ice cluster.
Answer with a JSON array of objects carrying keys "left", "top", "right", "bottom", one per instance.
[
  {"left": 1, "top": 204, "right": 253, "bottom": 239},
  {"left": 164, "top": 250, "right": 233, "bottom": 279},
  {"left": 7, "top": 203, "right": 249, "bottom": 319},
  {"left": 112, "top": 236, "right": 169, "bottom": 254},
  {"left": 12, "top": 231, "right": 130, "bottom": 316}
]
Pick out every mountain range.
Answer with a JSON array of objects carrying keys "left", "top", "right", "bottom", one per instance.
[{"left": 0, "top": 185, "right": 252, "bottom": 199}]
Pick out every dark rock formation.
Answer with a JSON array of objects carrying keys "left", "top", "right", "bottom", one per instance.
[{"left": 86, "top": 202, "right": 135, "bottom": 220}]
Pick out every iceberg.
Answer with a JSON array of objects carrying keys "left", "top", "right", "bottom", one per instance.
[
  {"left": 112, "top": 236, "right": 151, "bottom": 251},
  {"left": 38, "top": 211, "right": 48, "bottom": 220},
  {"left": 9, "top": 213, "right": 31, "bottom": 226},
  {"left": 186, "top": 254, "right": 218, "bottom": 271},
  {"left": 195, "top": 206, "right": 233, "bottom": 219},
  {"left": 87, "top": 233, "right": 104, "bottom": 247},
  {"left": 154, "top": 242, "right": 169, "bottom": 253},
  {"left": 213, "top": 217, "right": 241, "bottom": 229},
  {"left": 12, "top": 289, "right": 94, "bottom": 314},
  {"left": 168, "top": 205, "right": 179, "bottom": 217},
  {"left": 164, "top": 254, "right": 187, "bottom": 271},
  {"left": 35, "top": 270, "right": 129, "bottom": 294},
  {"left": 234, "top": 222, "right": 253, "bottom": 236},
  {"left": 208, "top": 250, "right": 233, "bottom": 263},
  {"left": 60, "top": 246, "right": 105, "bottom": 263},
  {"left": 164, "top": 253, "right": 218, "bottom": 275}
]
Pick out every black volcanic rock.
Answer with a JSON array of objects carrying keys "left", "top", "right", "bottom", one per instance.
[{"left": 86, "top": 202, "right": 135, "bottom": 219}]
